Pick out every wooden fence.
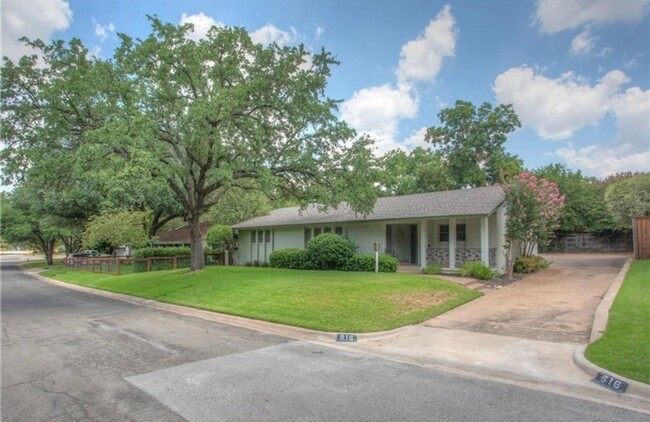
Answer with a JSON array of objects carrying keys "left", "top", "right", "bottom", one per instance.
[
  {"left": 63, "top": 253, "right": 228, "bottom": 275},
  {"left": 633, "top": 217, "right": 650, "bottom": 260}
]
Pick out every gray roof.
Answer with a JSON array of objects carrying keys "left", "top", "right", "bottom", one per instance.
[{"left": 232, "top": 186, "right": 505, "bottom": 229}]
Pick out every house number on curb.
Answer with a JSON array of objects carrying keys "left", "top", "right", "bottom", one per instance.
[
  {"left": 593, "top": 372, "right": 628, "bottom": 393},
  {"left": 336, "top": 334, "right": 357, "bottom": 342}
]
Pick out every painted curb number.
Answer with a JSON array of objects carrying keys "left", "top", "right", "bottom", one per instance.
[
  {"left": 336, "top": 334, "right": 357, "bottom": 342},
  {"left": 593, "top": 372, "right": 628, "bottom": 393}
]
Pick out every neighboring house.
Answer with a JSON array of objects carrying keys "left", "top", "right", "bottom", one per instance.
[
  {"left": 232, "top": 186, "right": 512, "bottom": 274},
  {"left": 153, "top": 222, "right": 211, "bottom": 248}
]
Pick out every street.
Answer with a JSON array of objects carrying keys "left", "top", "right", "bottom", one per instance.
[{"left": 1, "top": 257, "right": 647, "bottom": 422}]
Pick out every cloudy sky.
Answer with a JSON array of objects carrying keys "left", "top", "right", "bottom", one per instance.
[{"left": 2, "top": 0, "right": 649, "bottom": 177}]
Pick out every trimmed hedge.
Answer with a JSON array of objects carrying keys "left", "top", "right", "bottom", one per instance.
[
  {"left": 305, "top": 233, "right": 356, "bottom": 270},
  {"left": 132, "top": 246, "right": 218, "bottom": 272},
  {"left": 269, "top": 248, "right": 309, "bottom": 269},
  {"left": 344, "top": 253, "right": 398, "bottom": 273},
  {"left": 459, "top": 261, "right": 493, "bottom": 280},
  {"left": 514, "top": 255, "right": 550, "bottom": 274}
]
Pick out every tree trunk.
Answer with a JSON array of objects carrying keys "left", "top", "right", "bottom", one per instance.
[
  {"left": 188, "top": 215, "right": 205, "bottom": 271},
  {"left": 46, "top": 239, "right": 56, "bottom": 266}
]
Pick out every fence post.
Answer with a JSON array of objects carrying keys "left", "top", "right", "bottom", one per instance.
[
  {"left": 146, "top": 257, "right": 151, "bottom": 272},
  {"left": 173, "top": 256, "right": 177, "bottom": 270},
  {"left": 116, "top": 258, "right": 121, "bottom": 275}
]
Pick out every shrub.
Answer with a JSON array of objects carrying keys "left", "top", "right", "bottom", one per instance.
[
  {"left": 459, "top": 261, "right": 493, "bottom": 280},
  {"left": 269, "top": 248, "right": 308, "bottom": 269},
  {"left": 514, "top": 255, "right": 550, "bottom": 274},
  {"left": 422, "top": 263, "right": 442, "bottom": 275},
  {"left": 306, "top": 233, "right": 356, "bottom": 270},
  {"left": 206, "top": 225, "right": 235, "bottom": 253},
  {"left": 132, "top": 246, "right": 217, "bottom": 272},
  {"left": 344, "top": 253, "right": 398, "bottom": 273}
]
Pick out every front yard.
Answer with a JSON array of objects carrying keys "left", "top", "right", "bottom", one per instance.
[
  {"left": 40, "top": 266, "right": 481, "bottom": 332},
  {"left": 585, "top": 260, "right": 650, "bottom": 384}
]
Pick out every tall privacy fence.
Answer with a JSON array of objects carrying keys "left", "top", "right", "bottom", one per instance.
[
  {"left": 633, "top": 217, "right": 650, "bottom": 260},
  {"left": 63, "top": 253, "right": 229, "bottom": 275},
  {"left": 540, "top": 232, "right": 632, "bottom": 253}
]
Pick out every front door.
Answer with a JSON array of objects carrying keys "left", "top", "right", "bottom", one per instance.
[{"left": 386, "top": 224, "right": 418, "bottom": 264}]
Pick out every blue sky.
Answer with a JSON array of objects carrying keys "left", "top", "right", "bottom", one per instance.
[{"left": 2, "top": 0, "right": 649, "bottom": 177}]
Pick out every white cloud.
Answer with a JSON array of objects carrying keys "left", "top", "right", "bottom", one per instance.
[
  {"left": 595, "top": 47, "right": 613, "bottom": 58},
  {"left": 493, "top": 66, "right": 629, "bottom": 139},
  {"left": 92, "top": 18, "right": 115, "bottom": 42},
  {"left": 570, "top": 30, "right": 597, "bottom": 54},
  {"left": 535, "top": 0, "right": 650, "bottom": 33},
  {"left": 315, "top": 26, "right": 324, "bottom": 40},
  {"left": 1, "top": 0, "right": 73, "bottom": 61},
  {"left": 250, "top": 24, "right": 296, "bottom": 46},
  {"left": 396, "top": 4, "right": 457, "bottom": 86},
  {"left": 554, "top": 142, "right": 649, "bottom": 176},
  {"left": 341, "top": 84, "right": 418, "bottom": 141},
  {"left": 179, "top": 12, "right": 223, "bottom": 41}
]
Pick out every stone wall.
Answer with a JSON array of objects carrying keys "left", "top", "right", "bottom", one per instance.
[{"left": 426, "top": 247, "right": 496, "bottom": 268}]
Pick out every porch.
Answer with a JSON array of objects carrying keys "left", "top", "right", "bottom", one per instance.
[{"left": 384, "top": 210, "right": 506, "bottom": 274}]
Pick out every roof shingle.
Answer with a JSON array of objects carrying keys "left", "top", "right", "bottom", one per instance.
[{"left": 232, "top": 186, "right": 505, "bottom": 229}]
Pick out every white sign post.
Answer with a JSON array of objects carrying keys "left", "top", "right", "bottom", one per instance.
[{"left": 373, "top": 242, "right": 380, "bottom": 273}]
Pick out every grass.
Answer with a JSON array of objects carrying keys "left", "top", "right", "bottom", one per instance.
[
  {"left": 21, "top": 259, "right": 65, "bottom": 270},
  {"left": 41, "top": 266, "right": 481, "bottom": 332},
  {"left": 585, "top": 260, "right": 650, "bottom": 384}
]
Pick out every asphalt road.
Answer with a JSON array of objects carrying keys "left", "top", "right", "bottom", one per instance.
[{"left": 1, "top": 257, "right": 647, "bottom": 422}]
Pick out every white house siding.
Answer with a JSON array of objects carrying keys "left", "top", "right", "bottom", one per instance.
[
  {"left": 346, "top": 222, "right": 384, "bottom": 254},
  {"left": 273, "top": 227, "right": 304, "bottom": 250},
  {"left": 237, "top": 230, "right": 251, "bottom": 264}
]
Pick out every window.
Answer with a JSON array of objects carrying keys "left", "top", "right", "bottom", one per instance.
[
  {"left": 250, "top": 231, "right": 256, "bottom": 243},
  {"left": 265, "top": 230, "right": 271, "bottom": 243},
  {"left": 439, "top": 224, "right": 466, "bottom": 242},
  {"left": 324, "top": 227, "right": 332, "bottom": 233},
  {"left": 335, "top": 226, "right": 344, "bottom": 235},
  {"left": 257, "top": 230, "right": 264, "bottom": 243},
  {"left": 439, "top": 225, "right": 449, "bottom": 242},
  {"left": 456, "top": 224, "right": 466, "bottom": 242},
  {"left": 314, "top": 227, "right": 322, "bottom": 236},
  {"left": 304, "top": 228, "right": 312, "bottom": 246}
]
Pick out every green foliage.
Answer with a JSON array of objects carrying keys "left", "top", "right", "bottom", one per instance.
[
  {"left": 206, "top": 225, "right": 235, "bottom": 253},
  {"left": 306, "top": 233, "right": 356, "bottom": 270},
  {"left": 604, "top": 173, "right": 650, "bottom": 229},
  {"left": 131, "top": 246, "right": 219, "bottom": 272},
  {"left": 534, "top": 164, "right": 614, "bottom": 234},
  {"left": 344, "top": 253, "right": 398, "bottom": 273},
  {"left": 458, "top": 261, "right": 493, "bottom": 280},
  {"left": 208, "top": 189, "right": 272, "bottom": 226},
  {"left": 422, "top": 263, "right": 442, "bottom": 275},
  {"left": 426, "top": 100, "right": 522, "bottom": 188},
  {"left": 269, "top": 248, "right": 309, "bottom": 269},
  {"left": 378, "top": 147, "right": 453, "bottom": 196},
  {"left": 513, "top": 255, "right": 550, "bottom": 274},
  {"left": 83, "top": 209, "right": 151, "bottom": 249}
]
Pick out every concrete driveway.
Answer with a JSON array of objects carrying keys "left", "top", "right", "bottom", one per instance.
[{"left": 425, "top": 253, "right": 629, "bottom": 343}]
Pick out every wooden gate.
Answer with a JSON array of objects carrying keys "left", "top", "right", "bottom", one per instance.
[{"left": 633, "top": 217, "right": 650, "bottom": 260}]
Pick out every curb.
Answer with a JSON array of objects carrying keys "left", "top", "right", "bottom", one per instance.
[
  {"left": 590, "top": 257, "right": 632, "bottom": 343},
  {"left": 573, "top": 345, "right": 650, "bottom": 401},
  {"left": 23, "top": 268, "right": 412, "bottom": 344}
]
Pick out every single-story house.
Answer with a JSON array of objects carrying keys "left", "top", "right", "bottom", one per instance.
[
  {"left": 232, "top": 186, "right": 514, "bottom": 274},
  {"left": 153, "top": 221, "right": 211, "bottom": 248}
]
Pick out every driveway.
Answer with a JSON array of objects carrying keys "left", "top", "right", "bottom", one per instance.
[{"left": 425, "top": 253, "right": 629, "bottom": 343}]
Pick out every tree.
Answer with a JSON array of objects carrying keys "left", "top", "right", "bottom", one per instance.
[
  {"left": 1, "top": 188, "right": 59, "bottom": 264},
  {"left": 106, "top": 18, "right": 377, "bottom": 270},
  {"left": 503, "top": 172, "right": 565, "bottom": 278},
  {"left": 534, "top": 164, "right": 614, "bottom": 234},
  {"left": 83, "top": 209, "right": 151, "bottom": 252},
  {"left": 378, "top": 147, "right": 453, "bottom": 196},
  {"left": 206, "top": 225, "right": 235, "bottom": 255},
  {"left": 604, "top": 173, "right": 650, "bottom": 229},
  {"left": 207, "top": 189, "right": 272, "bottom": 226},
  {"left": 426, "top": 100, "right": 522, "bottom": 188}
]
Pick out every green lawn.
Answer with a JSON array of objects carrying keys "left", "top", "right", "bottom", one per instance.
[
  {"left": 21, "top": 259, "right": 65, "bottom": 270},
  {"left": 41, "top": 266, "right": 481, "bottom": 332},
  {"left": 585, "top": 260, "right": 650, "bottom": 384}
]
